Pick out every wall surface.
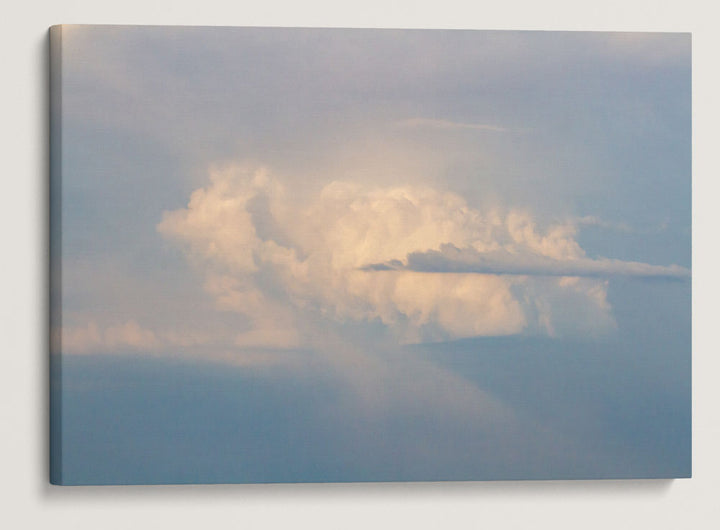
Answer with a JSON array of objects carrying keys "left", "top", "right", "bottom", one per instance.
[{"left": 2, "top": 1, "right": 718, "bottom": 528}]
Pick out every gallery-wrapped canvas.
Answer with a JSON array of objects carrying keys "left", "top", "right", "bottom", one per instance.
[{"left": 49, "top": 25, "right": 691, "bottom": 485}]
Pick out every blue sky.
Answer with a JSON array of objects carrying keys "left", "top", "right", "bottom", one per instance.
[{"left": 52, "top": 26, "right": 690, "bottom": 484}]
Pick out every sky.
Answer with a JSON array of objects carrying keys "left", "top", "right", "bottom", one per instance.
[{"left": 51, "top": 25, "right": 691, "bottom": 484}]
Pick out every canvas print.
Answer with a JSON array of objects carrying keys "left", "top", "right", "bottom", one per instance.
[{"left": 49, "top": 25, "right": 691, "bottom": 485}]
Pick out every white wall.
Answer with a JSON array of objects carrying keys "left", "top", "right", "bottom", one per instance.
[{"left": 3, "top": 1, "right": 718, "bottom": 528}]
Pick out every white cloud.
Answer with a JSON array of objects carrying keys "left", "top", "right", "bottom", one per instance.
[{"left": 154, "top": 165, "right": 643, "bottom": 346}]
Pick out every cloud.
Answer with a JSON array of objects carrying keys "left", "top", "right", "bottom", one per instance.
[
  {"left": 576, "top": 215, "right": 633, "bottom": 233},
  {"left": 396, "top": 118, "right": 507, "bottom": 132},
  {"left": 56, "top": 320, "right": 213, "bottom": 355},
  {"left": 155, "top": 165, "right": 635, "bottom": 345},
  {"left": 364, "top": 243, "right": 690, "bottom": 280},
  {"left": 59, "top": 320, "right": 159, "bottom": 354}
]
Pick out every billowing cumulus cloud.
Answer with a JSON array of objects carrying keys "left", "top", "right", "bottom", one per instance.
[{"left": 154, "top": 165, "right": 640, "bottom": 346}]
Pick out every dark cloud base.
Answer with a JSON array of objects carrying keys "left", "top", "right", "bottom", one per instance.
[{"left": 363, "top": 245, "right": 690, "bottom": 280}]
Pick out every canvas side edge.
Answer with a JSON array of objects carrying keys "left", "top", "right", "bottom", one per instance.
[{"left": 49, "top": 24, "right": 64, "bottom": 486}]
